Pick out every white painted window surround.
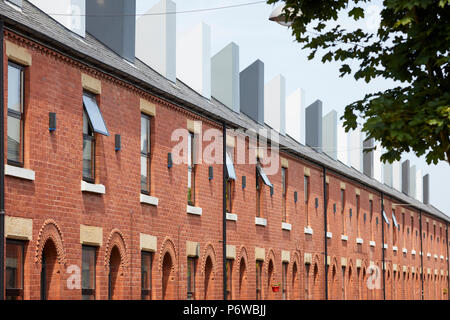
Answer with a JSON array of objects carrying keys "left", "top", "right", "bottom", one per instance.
[
  {"left": 326, "top": 232, "right": 332, "bottom": 239},
  {"left": 81, "top": 180, "right": 105, "bottom": 194},
  {"left": 304, "top": 226, "right": 313, "bottom": 235},
  {"left": 187, "top": 205, "right": 202, "bottom": 216},
  {"left": 411, "top": 250, "right": 416, "bottom": 255},
  {"left": 356, "top": 238, "right": 363, "bottom": 244},
  {"left": 226, "top": 213, "right": 238, "bottom": 221},
  {"left": 140, "top": 194, "right": 159, "bottom": 206},
  {"left": 255, "top": 217, "right": 267, "bottom": 226},
  {"left": 393, "top": 246, "right": 398, "bottom": 252},
  {"left": 369, "top": 241, "right": 376, "bottom": 247},
  {"left": 341, "top": 234, "right": 348, "bottom": 241},
  {"left": 5, "top": 165, "right": 35, "bottom": 181},
  {"left": 402, "top": 248, "right": 408, "bottom": 254},
  {"left": 282, "top": 222, "right": 292, "bottom": 231}
]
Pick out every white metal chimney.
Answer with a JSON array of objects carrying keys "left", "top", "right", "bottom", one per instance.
[
  {"left": 286, "top": 88, "right": 305, "bottom": 144},
  {"left": 349, "top": 127, "right": 363, "bottom": 172},
  {"left": 136, "top": 0, "right": 176, "bottom": 82},
  {"left": 177, "top": 22, "right": 211, "bottom": 99},
  {"left": 337, "top": 121, "right": 349, "bottom": 166},
  {"left": 29, "top": 0, "right": 86, "bottom": 37},
  {"left": 264, "top": 74, "right": 286, "bottom": 135}
]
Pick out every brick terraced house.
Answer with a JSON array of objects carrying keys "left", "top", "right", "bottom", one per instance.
[{"left": 0, "top": 0, "right": 448, "bottom": 300}]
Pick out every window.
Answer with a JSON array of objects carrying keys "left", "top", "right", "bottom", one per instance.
[
  {"left": 141, "top": 252, "right": 152, "bottom": 300},
  {"left": 304, "top": 176, "right": 309, "bottom": 204},
  {"left": 82, "top": 92, "right": 109, "bottom": 183},
  {"left": 141, "top": 114, "right": 151, "bottom": 194},
  {"left": 356, "top": 195, "right": 360, "bottom": 237},
  {"left": 282, "top": 262, "right": 288, "bottom": 300},
  {"left": 369, "top": 200, "right": 374, "bottom": 240},
  {"left": 256, "top": 164, "right": 272, "bottom": 218},
  {"left": 7, "top": 62, "right": 24, "bottom": 167},
  {"left": 256, "top": 261, "right": 263, "bottom": 300},
  {"left": 82, "top": 246, "right": 96, "bottom": 300},
  {"left": 187, "top": 257, "right": 196, "bottom": 300},
  {"left": 341, "top": 189, "right": 346, "bottom": 234},
  {"left": 5, "top": 240, "right": 24, "bottom": 300},
  {"left": 226, "top": 146, "right": 235, "bottom": 213},
  {"left": 282, "top": 167, "right": 287, "bottom": 222},
  {"left": 226, "top": 260, "right": 233, "bottom": 300},
  {"left": 187, "top": 132, "right": 196, "bottom": 206}
]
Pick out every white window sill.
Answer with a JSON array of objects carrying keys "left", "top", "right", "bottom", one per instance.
[
  {"left": 5, "top": 165, "right": 35, "bottom": 181},
  {"left": 383, "top": 243, "right": 388, "bottom": 249},
  {"left": 440, "top": 255, "right": 444, "bottom": 260},
  {"left": 402, "top": 248, "right": 408, "bottom": 254},
  {"left": 140, "top": 194, "right": 159, "bottom": 206},
  {"left": 304, "top": 227, "right": 313, "bottom": 235},
  {"left": 341, "top": 234, "right": 348, "bottom": 241},
  {"left": 187, "top": 205, "right": 202, "bottom": 216},
  {"left": 226, "top": 213, "right": 238, "bottom": 221},
  {"left": 393, "top": 246, "right": 398, "bottom": 252},
  {"left": 255, "top": 217, "right": 267, "bottom": 227},
  {"left": 427, "top": 253, "right": 431, "bottom": 258},
  {"left": 434, "top": 254, "right": 438, "bottom": 260},
  {"left": 356, "top": 238, "right": 363, "bottom": 244},
  {"left": 326, "top": 232, "right": 332, "bottom": 239},
  {"left": 282, "top": 222, "right": 292, "bottom": 231},
  {"left": 370, "top": 241, "right": 376, "bottom": 247},
  {"left": 411, "top": 250, "right": 416, "bottom": 255},
  {"left": 81, "top": 181, "right": 105, "bottom": 194}
]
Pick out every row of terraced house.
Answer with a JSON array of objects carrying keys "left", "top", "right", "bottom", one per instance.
[{"left": 0, "top": 0, "right": 448, "bottom": 300}]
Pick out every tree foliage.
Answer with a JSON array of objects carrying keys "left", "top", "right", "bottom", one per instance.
[{"left": 267, "top": 0, "right": 450, "bottom": 165}]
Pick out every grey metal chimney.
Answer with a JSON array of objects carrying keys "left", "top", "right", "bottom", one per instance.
[
  {"left": 363, "top": 138, "right": 374, "bottom": 178},
  {"left": 401, "top": 160, "right": 410, "bottom": 195},
  {"left": 423, "top": 174, "right": 430, "bottom": 204},
  {"left": 305, "top": 100, "right": 323, "bottom": 152},
  {"left": 240, "top": 60, "right": 264, "bottom": 124},
  {"left": 86, "top": 0, "right": 136, "bottom": 62}
]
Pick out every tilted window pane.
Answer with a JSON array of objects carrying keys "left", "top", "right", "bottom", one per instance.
[
  {"left": 7, "top": 116, "right": 22, "bottom": 163},
  {"left": 8, "top": 65, "right": 22, "bottom": 113},
  {"left": 141, "top": 116, "right": 149, "bottom": 154},
  {"left": 82, "top": 94, "right": 109, "bottom": 136}
]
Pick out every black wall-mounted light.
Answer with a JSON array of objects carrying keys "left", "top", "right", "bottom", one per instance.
[
  {"left": 209, "top": 166, "right": 213, "bottom": 180},
  {"left": 333, "top": 203, "right": 336, "bottom": 214},
  {"left": 242, "top": 176, "right": 246, "bottom": 189},
  {"left": 270, "top": 186, "right": 274, "bottom": 196},
  {"left": 168, "top": 153, "right": 173, "bottom": 168},
  {"left": 315, "top": 197, "right": 319, "bottom": 208},
  {"left": 49, "top": 112, "right": 56, "bottom": 132},
  {"left": 115, "top": 134, "right": 121, "bottom": 151},
  {"left": 294, "top": 191, "right": 298, "bottom": 203},
  {"left": 349, "top": 208, "right": 352, "bottom": 218}
]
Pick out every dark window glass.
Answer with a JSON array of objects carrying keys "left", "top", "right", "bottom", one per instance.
[
  {"left": 226, "top": 260, "right": 232, "bottom": 300},
  {"left": 282, "top": 262, "right": 288, "bottom": 300},
  {"left": 282, "top": 168, "right": 287, "bottom": 222},
  {"left": 7, "top": 63, "right": 24, "bottom": 166},
  {"left": 141, "top": 252, "right": 152, "bottom": 300},
  {"left": 304, "top": 176, "right": 309, "bottom": 203},
  {"left": 141, "top": 114, "right": 151, "bottom": 194},
  {"left": 82, "top": 246, "right": 96, "bottom": 300},
  {"left": 256, "top": 167, "right": 262, "bottom": 217},
  {"left": 226, "top": 180, "right": 233, "bottom": 213},
  {"left": 187, "top": 258, "right": 196, "bottom": 300},
  {"left": 6, "top": 240, "right": 24, "bottom": 300}
]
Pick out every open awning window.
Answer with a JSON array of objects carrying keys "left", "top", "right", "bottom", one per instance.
[
  {"left": 392, "top": 212, "right": 399, "bottom": 228},
  {"left": 382, "top": 210, "right": 390, "bottom": 225},
  {"left": 83, "top": 94, "right": 110, "bottom": 136},
  {"left": 257, "top": 165, "right": 273, "bottom": 188},
  {"left": 226, "top": 152, "right": 236, "bottom": 180}
]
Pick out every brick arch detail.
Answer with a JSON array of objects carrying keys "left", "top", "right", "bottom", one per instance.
[
  {"left": 264, "top": 248, "right": 277, "bottom": 275},
  {"left": 201, "top": 243, "right": 217, "bottom": 275},
  {"left": 158, "top": 237, "right": 178, "bottom": 273},
  {"left": 35, "top": 219, "right": 67, "bottom": 265},
  {"left": 312, "top": 254, "right": 321, "bottom": 270},
  {"left": 236, "top": 245, "right": 248, "bottom": 271},
  {"left": 290, "top": 251, "right": 301, "bottom": 273},
  {"left": 104, "top": 229, "right": 128, "bottom": 273}
]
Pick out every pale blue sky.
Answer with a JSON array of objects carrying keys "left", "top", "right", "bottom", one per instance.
[{"left": 136, "top": 0, "right": 449, "bottom": 216}]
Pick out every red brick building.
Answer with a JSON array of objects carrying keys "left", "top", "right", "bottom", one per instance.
[{"left": 0, "top": 1, "right": 448, "bottom": 300}]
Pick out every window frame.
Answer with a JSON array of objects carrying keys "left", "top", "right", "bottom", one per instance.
[
  {"left": 282, "top": 262, "right": 288, "bottom": 300},
  {"left": 256, "top": 260, "right": 263, "bottom": 300},
  {"left": 140, "top": 113, "right": 152, "bottom": 195},
  {"left": 5, "top": 239, "right": 25, "bottom": 300},
  {"left": 82, "top": 92, "right": 97, "bottom": 183},
  {"left": 7, "top": 62, "right": 25, "bottom": 168},
  {"left": 81, "top": 245, "right": 96, "bottom": 300},
  {"left": 282, "top": 167, "right": 287, "bottom": 222},
  {"left": 141, "top": 251, "right": 153, "bottom": 300},
  {"left": 187, "top": 132, "right": 196, "bottom": 206},
  {"left": 304, "top": 175, "right": 309, "bottom": 204},
  {"left": 226, "top": 146, "right": 235, "bottom": 213},
  {"left": 226, "top": 259, "right": 233, "bottom": 300}
]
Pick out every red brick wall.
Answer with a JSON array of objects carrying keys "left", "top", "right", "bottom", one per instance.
[{"left": 2, "top": 30, "right": 449, "bottom": 300}]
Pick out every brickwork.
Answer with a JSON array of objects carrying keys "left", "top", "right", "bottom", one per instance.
[{"left": 2, "top": 30, "right": 449, "bottom": 300}]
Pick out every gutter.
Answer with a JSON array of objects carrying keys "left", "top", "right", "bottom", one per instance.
[
  {"left": 222, "top": 123, "right": 227, "bottom": 300},
  {"left": 447, "top": 222, "right": 449, "bottom": 300},
  {"left": 0, "top": 17, "right": 5, "bottom": 301},
  {"left": 323, "top": 166, "right": 328, "bottom": 300},
  {"left": 419, "top": 210, "right": 424, "bottom": 300},
  {"left": 381, "top": 192, "right": 386, "bottom": 300}
]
